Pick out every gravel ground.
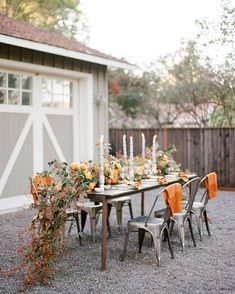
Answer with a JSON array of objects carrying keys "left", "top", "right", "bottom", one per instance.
[{"left": 0, "top": 189, "right": 235, "bottom": 294}]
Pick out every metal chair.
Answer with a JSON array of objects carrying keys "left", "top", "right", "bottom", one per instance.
[
  {"left": 107, "top": 196, "right": 133, "bottom": 231},
  {"left": 66, "top": 206, "right": 82, "bottom": 245},
  {"left": 76, "top": 201, "right": 104, "bottom": 242},
  {"left": 168, "top": 177, "right": 200, "bottom": 251},
  {"left": 31, "top": 177, "right": 82, "bottom": 245},
  {"left": 121, "top": 184, "right": 177, "bottom": 267},
  {"left": 191, "top": 172, "right": 218, "bottom": 240}
]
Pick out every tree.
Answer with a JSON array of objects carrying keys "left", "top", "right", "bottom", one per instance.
[
  {"left": 108, "top": 68, "right": 148, "bottom": 127},
  {"left": 0, "top": 0, "right": 89, "bottom": 42},
  {"left": 195, "top": 0, "right": 235, "bottom": 126}
]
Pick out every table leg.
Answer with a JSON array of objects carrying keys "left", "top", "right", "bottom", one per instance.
[
  {"left": 141, "top": 191, "right": 144, "bottom": 215},
  {"left": 101, "top": 197, "right": 107, "bottom": 271}
]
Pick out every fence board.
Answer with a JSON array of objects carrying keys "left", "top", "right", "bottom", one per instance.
[{"left": 109, "top": 128, "right": 235, "bottom": 188}]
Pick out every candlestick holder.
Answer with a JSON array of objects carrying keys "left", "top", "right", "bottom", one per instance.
[
  {"left": 129, "top": 165, "right": 134, "bottom": 181},
  {"left": 99, "top": 173, "right": 105, "bottom": 191},
  {"left": 151, "top": 162, "right": 157, "bottom": 176}
]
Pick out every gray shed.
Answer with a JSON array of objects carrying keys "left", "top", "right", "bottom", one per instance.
[{"left": 0, "top": 14, "right": 132, "bottom": 213}]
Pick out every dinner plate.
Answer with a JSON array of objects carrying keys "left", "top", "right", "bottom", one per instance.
[
  {"left": 114, "top": 184, "right": 137, "bottom": 190},
  {"left": 164, "top": 175, "right": 180, "bottom": 181},
  {"left": 142, "top": 178, "right": 157, "bottom": 183},
  {"left": 185, "top": 173, "right": 197, "bottom": 177}
]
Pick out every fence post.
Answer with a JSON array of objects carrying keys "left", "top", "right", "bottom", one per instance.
[{"left": 163, "top": 128, "right": 168, "bottom": 149}]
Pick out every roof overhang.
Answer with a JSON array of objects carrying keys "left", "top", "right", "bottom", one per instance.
[{"left": 0, "top": 34, "right": 134, "bottom": 70}]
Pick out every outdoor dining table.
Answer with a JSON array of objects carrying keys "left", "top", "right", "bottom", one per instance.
[{"left": 88, "top": 176, "right": 194, "bottom": 271}]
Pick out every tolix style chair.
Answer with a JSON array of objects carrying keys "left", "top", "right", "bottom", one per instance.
[
  {"left": 121, "top": 184, "right": 180, "bottom": 267},
  {"left": 191, "top": 172, "right": 218, "bottom": 240},
  {"left": 107, "top": 196, "right": 134, "bottom": 231},
  {"left": 167, "top": 177, "right": 200, "bottom": 251},
  {"left": 76, "top": 201, "right": 105, "bottom": 243},
  {"left": 30, "top": 175, "right": 82, "bottom": 245}
]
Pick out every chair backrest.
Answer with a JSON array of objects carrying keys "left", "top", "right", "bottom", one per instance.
[
  {"left": 145, "top": 183, "right": 182, "bottom": 226},
  {"left": 182, "top": 177, "right": 200, "bottom": 212},
  {"left": 163, "top": 183, "right": 182, "bottom": 216},
  {"left": 199, "top": 172, "right": 218, "bottom": 205}
]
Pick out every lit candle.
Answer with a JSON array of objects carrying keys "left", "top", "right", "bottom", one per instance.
[
  {"left": 123, "top": 134, "right": 127, "bottom": 160},
  {"left": 141, "top": 133, "right": 145, "bottom": 159},
  {"left": 99, "top": 134, "right": 104, "bottom": 191},
  {"left": 152, "top": 135, "right": 157, "bottom": 175},
  {"left": 129, "top": 136, "right": 134, "bottom": 181}
]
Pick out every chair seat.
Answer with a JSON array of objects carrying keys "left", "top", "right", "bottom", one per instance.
[
  {"left": 66, "top": 208, "right": 79, "bottom": 214},
  {"left": 173, "top": 209, "right": 187, "bottom": 218},
  {"left": 76, "top": 201, "right": 103, "bottom": 209},
  {"left": 129, "top": 216, "right": 164, "bottom": 228},
  {"left": 192, "top": 201, "right": 204, "bottom": 209},
  {"left": 108, "top": 196, "right": 131, "bottom": 203}
]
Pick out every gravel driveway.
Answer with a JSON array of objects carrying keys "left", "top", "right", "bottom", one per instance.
[{"left": 0, "top": 189, "right": 235, "bottom": 294}]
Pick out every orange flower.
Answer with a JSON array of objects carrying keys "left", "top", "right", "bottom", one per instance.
[
  {"left": 134, "top": 181, "right": 142, "bottom": 189},
  {"left": 70, "top": 162, "right": 79, "bottom": 171},
  {"left": 88, "top": 182, "right": 96, "bottom": 192}
]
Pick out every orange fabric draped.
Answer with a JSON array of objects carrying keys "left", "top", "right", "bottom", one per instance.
[
  {"left": 205, "top": 172, "right": 218, "bottom": 199},
  {"left": 164, "top": 183, "right": 182, "bottom": 216},
  {"left": 30, "top": 175, "right": 52, "bottom": 203}
]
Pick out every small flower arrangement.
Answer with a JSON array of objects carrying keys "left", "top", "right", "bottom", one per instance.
[
  {"left": 104, "top": 155, "right": 124, "bottom": 185},
  {"left": 69, "top": 160, "right": 99, "bottom": 195},
  {"left": 156, "top": 145, "right": 180, "bottom": 175}
]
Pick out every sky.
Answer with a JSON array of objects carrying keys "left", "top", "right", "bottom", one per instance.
[{"left": 80, "top": 0, "right": 224, "bottom": 67}]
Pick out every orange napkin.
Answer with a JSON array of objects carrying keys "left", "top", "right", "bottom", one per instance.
[
  {"left": 125, "top": 180, "right": 142, "bottom": 189},
  {"left": 30, "top": 175, "right": 52, "bottom": 203},
  {"left": 163, "top": 183, "right": 182, "bottom": 216},
  {"left": 157, "top": 177, "right": 168, "bottom": 185},
  {"left": 205, "top": 172, "right": 218, "bottom": 199}
]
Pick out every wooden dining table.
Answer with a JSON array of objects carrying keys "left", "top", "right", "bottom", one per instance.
[{"left": 88, "top": 177, "right": 190, "bottom": 271}]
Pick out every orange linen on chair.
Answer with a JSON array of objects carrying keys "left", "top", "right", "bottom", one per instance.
[
  {"left": 163, "top": 183, "right": 182, "bottom": 216},
  {"left": 205, "top": 172, "right": 218, "bottom": 199},
  {"left": 30, "top": 175, "right": 52, "bottom": 203}
]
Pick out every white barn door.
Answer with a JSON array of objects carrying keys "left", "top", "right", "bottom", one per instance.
[{"left": 0, "top": 61, "right": 94, "bottom": 213}]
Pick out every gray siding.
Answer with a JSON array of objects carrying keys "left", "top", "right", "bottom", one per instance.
[
  {"left": 0, "top": 113, "right": 28, "bottom": 179},
  {"left": 2, "top": 126, "right": 33, "bottom": 197},
  {"left": 46, "top": 114, "right": 73, "bottom": 163},
  {"left": 0, "top": 44, "right": 108, "bottom": 199}
]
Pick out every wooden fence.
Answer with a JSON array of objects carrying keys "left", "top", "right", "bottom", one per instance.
[{"left": 109, "top": 128, "right": 235, "bottom": 188}]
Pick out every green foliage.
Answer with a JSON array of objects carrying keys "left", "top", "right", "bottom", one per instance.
[
  {"left": 108, "top": 68, "right": 147, "bottom": 119},
  {"left": 108, "top": 0, "right": 235, "bottom": 128},
  {"left": 0, "top": 0, "right": 89, "bottom": 40}
]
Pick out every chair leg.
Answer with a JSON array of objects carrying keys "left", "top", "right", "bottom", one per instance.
[
  {"left": 81, "top": 210, "right": 88, "bottom": 232},
  {"left": 128, "top": 200, "right": 134, "bottom": 219},
  {"left": 73, "top": 213, "right": 82, "bottom": 246},
  {"left": 176, "top": 218, "right": 185, "bottom": 251},
  {"left": 204, "top": 209, "right": 211, "bottom": 236},
  {"left": 164, "top": 227, "right": 174, "bottom": 259},
  {"left": 138, "top": 228, "right": 146, "bottom": 253},
  {"left": 163, "top": 219, "right": 170, "bottom": 241},
  {"left": 89, "top": 209, "right": 99, "bottom": 243},
  {"left": 151, "top": 230, "right": 161, "bottom": 267},
  {"left": 195, "top": 211, "right": 203, "bottom": 241},
  {"left": 121, "top": 225, "right": 130, "bottom": 261},
  {"left": 67, "top": 217, "right": 73, "bottom": 235},
  {"left": 116, "top": 202, "right": 123, "bottom": 229},
  {"left": 188, "top": 216, "right": 196, "bottom": 247}
]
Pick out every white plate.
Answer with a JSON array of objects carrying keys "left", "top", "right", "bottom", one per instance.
[
  {"left": 185, "top": 174, "right": 197, "bottom": 177},
  {"left": 164, "top": 175, "right": 179, "bottom": 181},
  {"left": 142, "top": 178, "right": 157, "bottom": 183},
  {"left": 114, "top": 184, "right": 137, "bottom": 190}
]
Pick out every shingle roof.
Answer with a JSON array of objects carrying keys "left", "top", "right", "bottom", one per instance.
[{"left": 0, "top": 14, "right": 131, "bottom": 67}]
